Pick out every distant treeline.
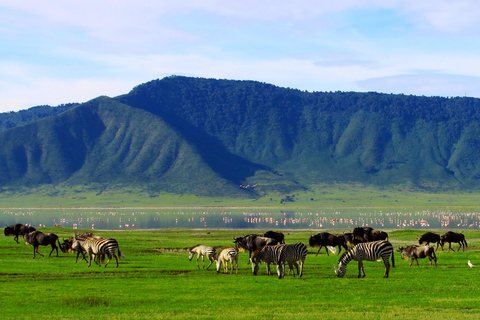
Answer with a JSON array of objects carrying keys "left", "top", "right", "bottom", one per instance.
[{"left": 0, "top": 103, "right": 78, "bottom": 131}]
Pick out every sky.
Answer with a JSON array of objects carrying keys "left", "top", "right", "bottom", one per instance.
[{"left": 1, "top": 0, "right": 480, "bottom": 113}]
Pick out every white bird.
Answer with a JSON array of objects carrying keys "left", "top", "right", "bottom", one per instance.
[
  {"left": 333, "top": 264, "right": 339, "bottom": 274},
  {"left": 327, "top": 246, "right": 337, "bottom": 254},
  {"left": 468, "top": 260, "right": 475, "bottom": 268}
]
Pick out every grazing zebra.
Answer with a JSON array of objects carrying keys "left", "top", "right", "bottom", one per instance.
[
  {"left": 251, "top": 244, "right": 285, "bottom": 276},
  {"left": 189, "top": 245, "right": 216, "bottom": 270},
  {"left": 335, "top": 240, "right": 394, "bottom": 278},
  {"left": 71, "top": 235, "right": 122, "bottom": 268},
  {"left": 215, "top": 248, "right": 239, "bottom": 274},
  {"left": 277, "top": 242, "right": 308, "bottom": 279}
]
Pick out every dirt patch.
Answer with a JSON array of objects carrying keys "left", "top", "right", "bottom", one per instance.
[
  {"left": 139, "top": 247, "right": 190, "bottom": 253},
  {"left": 142, "top": 246, "right": 232, "bottom": 253},
  {"left": 158, "top": 270, "right": 194, "bottom": 275}
]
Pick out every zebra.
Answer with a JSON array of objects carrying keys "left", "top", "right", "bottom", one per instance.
[
  {"left": 71, "top": 235, "right": 123, "bottom": 268},
  {"left": 215, "top": 248, "right": 239, "bottom": 274},
  {"left": 188, "top": 245, "right": 216, "bottom": 270},
  {"left": 277, "top": 242, "right": 308, "bottom": 279},
  {"left": 334, "top": 240, "right": 395, "bottom": 278},
  {"left": 251, "top": 244, "right": 285, "bottom": 277},
  {"left": 62, "top": 232, "right": 105, "bottom": 264}
]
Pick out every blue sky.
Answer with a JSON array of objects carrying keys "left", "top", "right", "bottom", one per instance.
[{"left": 1, "top": 0, "right": 480, "bottom": 112}]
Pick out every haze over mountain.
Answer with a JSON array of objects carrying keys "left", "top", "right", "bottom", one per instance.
[{"left": 1, "top": 76, "right": 480, "bottom": 197}]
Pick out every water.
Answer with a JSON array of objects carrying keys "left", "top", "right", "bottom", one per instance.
[{"left": 2, "top": 208, "right": 480, "bottom": 230}]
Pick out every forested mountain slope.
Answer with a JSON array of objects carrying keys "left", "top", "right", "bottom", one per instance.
[
  {"left": 0, "top": 96, "right": 263, "bottom": 196},
  {"left": 118, "top": 76, "right": 480, "bottom": 190},
  {"left": 0, "top": 104, "right": 77, "bottom": 131},
  {"left": 1, "top": 76, "right": 480, "bottom": 197}
]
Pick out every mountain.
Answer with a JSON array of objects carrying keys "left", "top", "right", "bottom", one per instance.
[
  {"left": 0, "top": 96, "right": 265, "bottom": 197},
  {"left": 2, "top": 75, "right": 480, "bottom": 197},
  {"left": 0, "top": 103, "right": 77, "bottom": 131}
]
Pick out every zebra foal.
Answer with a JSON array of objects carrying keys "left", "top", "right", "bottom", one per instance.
[
  {"left": 215, "top": 248, "right": 239, "bottom": 274},
  {"left": 335, "top": 240, "right": 395, "bottom": 278},
  {"left": 189, "top": 245, "right": 216, "bottom": 270},
  {"left": 72, "top": 235, "right": 123, "bottom": 268}
]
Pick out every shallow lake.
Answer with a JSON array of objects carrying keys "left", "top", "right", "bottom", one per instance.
[{"left": 2, "top": 208, "right": 480, "bottom": 231}]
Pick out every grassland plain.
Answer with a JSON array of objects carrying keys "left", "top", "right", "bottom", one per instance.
[
  {"left": 1, "top": 228, "right": 480, "bottom": 320},
  {"left": 4, "top": 184, "right": 480, "bottom": 208}
]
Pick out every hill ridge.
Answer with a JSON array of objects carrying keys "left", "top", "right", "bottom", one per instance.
[{"left": 2, "top": 76, "right": 480, "bottom": 196}]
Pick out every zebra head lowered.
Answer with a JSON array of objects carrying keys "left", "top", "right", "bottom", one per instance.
[
  {"left": 336, "top": 240, "right": 394, "bottom": 278},
  {"left": 336, "top": 260, "right": 347, "bottom": 278}
]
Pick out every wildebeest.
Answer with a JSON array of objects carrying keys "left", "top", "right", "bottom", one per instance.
[
  {"left": 342, "top": 232, "right": 355, "bottom": 246},
  {"left": 60, "top": 237, "right": 87, "bottom": 263},
  {"left": 417, "top": 232, "right": 441, "bottom": 250},
  {"left": 352, "top": 227, "right": 374, "bottom": 242},
  {"left": 397, "top": 245, "right": 437, "bottom": 267},
  {"left": 440, "top": 231, "right": 468, "bottom": 252},
  {"left": 263, "top": 231, "right": 285, "bottom": 244},
  {"left": 370, "top": 230, "right": 389, "bottom": 241},
  {"left": 23, "top": 230, "right": 60, "bottom": 259},
  {"left": 4, "top": 224, "right": 36, "bottom": 244},
  {"left": 308, "top": 232, "right": 348, "bottom": 256},
  {"left": 234, "top": 234, "right": 277, "bottom": 263}
]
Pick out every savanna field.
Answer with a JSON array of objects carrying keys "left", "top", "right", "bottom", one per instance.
[{"left": 1, "top": 227, "right": 480, "bottom": 320}]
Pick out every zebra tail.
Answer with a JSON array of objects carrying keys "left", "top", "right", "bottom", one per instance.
[
  {"left": 391, "top": 250, "right": 395, "bottom": 268},
  {"left": 118, "top": 247, "right": 125, "bottom": 259}
]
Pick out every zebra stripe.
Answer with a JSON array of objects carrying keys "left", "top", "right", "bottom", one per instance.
[
  {"left": 215, "top": 248, "right": 239, "bottom": 274},
  {"left": 277, "top": 242, "right": 308, "bottom": 279},
  {"left": 337, "top": 240, "right": 394, "bottom": 278},
  {"left": 189, "top": 245, "right": 216, "bottom": 270},
  {"left": 251, "top": 244, "right": 285, "bottom": 276},
  {"left": 72, "top": 237, "right": 122, "bottom": 268}
]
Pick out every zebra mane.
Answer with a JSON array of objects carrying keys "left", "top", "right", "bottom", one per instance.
[
  {"left": 338, "top": 247, "right": 353, "bottom": 263},
  {"left": 189, "top": 244, "right": 202, "bottom": 251}
]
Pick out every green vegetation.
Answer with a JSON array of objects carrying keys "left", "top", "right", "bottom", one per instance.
[
  {"left": 3, "top": 76, "right": 480, "bottom": 200},
  {"left": 1, "top": 228, "right": 480, "bottom": 319},
  {"left": 0, "top": 103, "right": 76, "bottom": 131},
  {"left": 2, "top": 183, "right": 480, "bottom": 208}
]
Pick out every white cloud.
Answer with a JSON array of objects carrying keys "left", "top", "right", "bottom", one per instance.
[
  {"left": 358, "top": 73, "right": 480, "bottom": 98},
  {"left": 2, "top": 0, "right": 480, "bottom": 112},
  {"left": 395, "top": 0, "right": 480, "bottom": 34},
  {"left": 0, "top": 76, "right": 136, "bottom": 112}
]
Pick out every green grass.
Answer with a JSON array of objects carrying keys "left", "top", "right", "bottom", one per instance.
[
  {"left": 3, "top": 183, "right": 480, "bottom": 208},
  {"left": 1, "top": 228, "right": 480, "bottom": 319}
]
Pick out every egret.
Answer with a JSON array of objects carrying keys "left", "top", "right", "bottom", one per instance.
[{"left": 468, "top": 260, "right": 475, "bottom": 268}]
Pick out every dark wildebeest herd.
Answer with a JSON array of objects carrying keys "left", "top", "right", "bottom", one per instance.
[
  {"left": 4, "top": 223, "right": 123, "bottom": 267},
  {"left": 4, "top": 223, "right": 472, "bottom": 277}
]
